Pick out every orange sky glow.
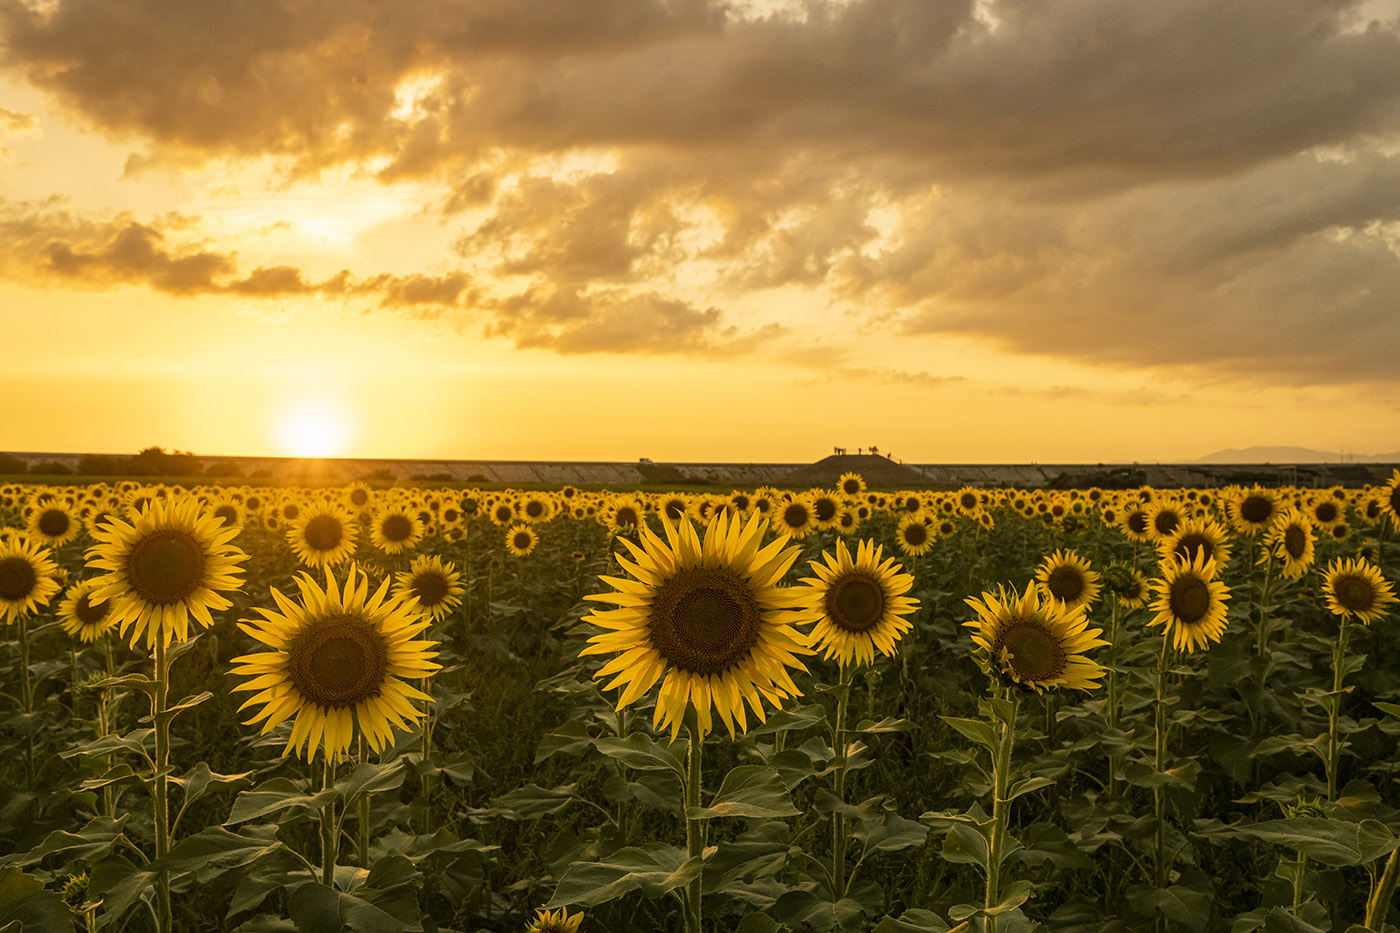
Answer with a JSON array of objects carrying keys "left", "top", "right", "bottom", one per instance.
[{"left": 3, "top": 1, "right": 1400, "bottom": 463}]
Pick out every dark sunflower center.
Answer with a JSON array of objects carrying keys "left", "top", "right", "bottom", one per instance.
[
  {"left": 350, "top": 489, "right": 369, "bottom": 506},
  {"left": 213, "top": 505, "right": 239, "bottom": 527},
  {"left": 902, "top": 523, "right": 929, "bottom": 546},
  {"left": 615, "top": 507, "right": 639, "bottom": 527},
  {"left": 512, "top": 532, "right": 533, "bottom": 550},
  {"left": 413, "top": 571, "right": 450, "bottom": 606},
  {"left": 1240, "top": 495, "right": 1272, "bottom": 524},
  {"left": 493, "top": 505, "right": 513, "bottom": 522},
  {"left": 665, "top": 500, "right": 687, "bottom": 519},
  {"left": 1331, "top": 524, "right": 1349, "bottom": 540},
  {"left": 525, "top": 501, "right": 545, "bottom": 518},
  {"left": 999, "top": 622, "right": 1066, "bottom": 682},
  {"left": 126, "top": 529, "right": 206, "bottom": 605},
  {"left": 1045, "top": 565, "right": 1084, "bottom": 602},
  {"left": 903, "top": 498, "right": 921, "bottom": 513},
  {"left": 960, "top": 493, "right": 978, "bottom": 510},
  {"left": 286, "top": 614, "right": 389, "bottom": 708},
  {"left": 282, "top": 504, "right": 300, "bottom": 520},
  {"left": 1388, "top": 485, "right": 1400, "bottom": 515},
  {"left": 75, "top": 592, "right": 110, "bottom": 626},
  {"left": 1153, "top": 510, "right": 1180, "bottom": 536},
  {"left": 1173, "top": 533, "right": 1213, "bottom": 564},
  {"left": 843, "top": 479, "right": 861, "bottom": 495},
  {"left": 381, "top": 514, "right": 413, "bottom": 542},
  {"left": 1284, "top": 525, "right": 1307, "bottom": 559},
  {"left": 648, "top": 567, "right": 762, "bottom": 675},
  {"left": 732, "top": 495, "right": 751, "bottom": 511},
  {"left": 1169, "top": 575, "right": 1211, "bottom": 625},
  {"left": 303, "top": 515, "right": 344, "bottom": 552},
  {"left": 1334, "top": 574, "right": 1375, "bottom": 612},
  {"left": 1314, "top": 502, "right": 1338, "bottom": 523},
  {"left": 38, "top": 509, "right": 70, "bottom": 537},
  {"left": 442, "top": 508, "right": 460, "bottom": 523},
  {"left": 783, "top": 504, "right": 810, "bottom": 527},
  {"left": 825, "top": 574, "right": 885, "bottom": 633},
  {"left": 813, "top": 498, "right": 838, "bottom": 522},
  {"left": 1127, "top": 511, "right": 1149, "bottom": 534},
  {"left": 0, "top": 557, "right": 37, "bottom": 601}
]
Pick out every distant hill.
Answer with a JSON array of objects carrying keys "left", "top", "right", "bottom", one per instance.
[{"left": 1194, "top": 446, "right": 1400, "bottom": 464}]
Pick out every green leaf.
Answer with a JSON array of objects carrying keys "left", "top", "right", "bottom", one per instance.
[
  {"left": 593, "top": 733, "right": 687, "bottom": 777},
  {"left": 482, "top": 784, "right": 580, "bottom": 820},
  {"left": 534, "top": 721, "right": 594, "bottom": 764},
  {"left": 1263, "top": 907, "right": 1328, "bottom": 933},
  {"left": 940, "top": 716, "right": 997, "bottom": 750},
  {"left": 1235, "top": 818, "right": 1400, "bottom": 867},
  {"left": 546, "top": 844, "right": 701, "bottom": 908},
  {"left": 162, "top": 825, "right": 285, "bottom": 883},
  {"left": 60, "top": 729, "right": 154, "bottom": 762},
  {"left": 89, "top": 855, "right": 158, "bottom": 925},
  {"left": 701, "top": 822, "right": 790, "bottom": 895},
  {"left": 853, "top": 717, "right": 914, "bottom": 734},
  {"left": 288, "top": 881, "right": 410, "bottom": 933},
  {"left": 1126, "top": 875, "right": 1211, "bottom": 930},
  {"left": 91, "top": 673, "right": 158, "bottom": 694},
  {"left": 172, "top": 762, "right": 255, "bottom": 831},
  {"left": 736, "top": 914, "right": 783, "bottom": 933},
  {"left": 1007, "top": 776, "right": 1056, "bottom": 801},
  {"left": 225, "top": 778, "right": 333, "bottom": 826},
  {"left": 744, "top": 703, "right": 826, "bottom": 737},
  {"left": 687, "top": 766, "right": 800, "bottom": 820},
  {"left": 76, "top": 763, "right": 142, "bottom": 793},
  {"left": 853, "top": 810, "right": 929, "bottom": 854},
  {"left": 139, "top": 690, "right": 212, "bottom": 726},
  {"left": 873, "top": 909, "right": 952, "bottom": 933},
  {"left": 941, "top": 820, "right": 989, "bottom": 868},
  {"left": 0, "top": 868, "right": 76, "bottom": 933},
  {"left": 14, "top": 816, "right": 130, "bottom": 868},
  {"left": 335, "top": 760, "right": 407, "bottom": 807}
]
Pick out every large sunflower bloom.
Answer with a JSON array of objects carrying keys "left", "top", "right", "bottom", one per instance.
[
  {"left": 27, "top": 499, "right": 82, "bottom": 547},
  {"left": 1322, "top": 557, "right": 1397, "bottom": 624},
  {"left": 793, "top": 539, "right": 919, "bottom": 668},
  {"left": 0, "top": 537, "right": 62, "bottom": 622},
  {"left": 232, "top": 566, "right": 441, "bottom": 761},
  {"left": 963, "top": 583, "right": 1107, "bottom": 692},
  {"left": 86, "top": 497, "right": 247, "bottom": 648},
  {"left": 1147, "top": 553, "right": 1230, "bottom": 654},
  {"left": 580, "top": 512, "right": 810, "bottom": 741}
]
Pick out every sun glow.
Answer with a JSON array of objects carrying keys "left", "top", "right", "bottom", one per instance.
[{"left": 273, "top": 399, "right": 355, "bottom": 458}]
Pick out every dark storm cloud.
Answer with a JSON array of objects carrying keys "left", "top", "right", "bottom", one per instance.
[{"left": 4, "top": 0, "right": 1400, "bottom": 382}]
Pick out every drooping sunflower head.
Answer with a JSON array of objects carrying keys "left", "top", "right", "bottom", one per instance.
[
  {"left": 1034, "top": 549, "right": 1101, "bottom": 613},
  {"left": 371, "top": 506, "right": 423, "bottom": 554},
  {"left": 580, "top": 511, "right": 810, "bottom": 740},
  {"left": 963, "top": 583, "right": 1108, "bottom": 692},
  {"left": 57, "top": 577, "right": 116, "bottom": 643},
  {"left": 394, "top": 554, "right": 465, "bottom": 622},
  {"left": 287, "top": 504, "right": 360, "bottom": 569},
  {"left": 232, "top": 565, "right": 441, "bottom": 761},
  {"left": 85, "top": 496, "right": 247, "bottom": 648},
  {"left": 1159, "top": 518, "right": 1233, "bottom": 571},
  {"left": 794, "top": 538, "right": 919, "bottom": 669},
  {"left": 506, "top": 524, "right": 538, "bottom": 557},
  {"left": 525, "top": 907, "right": 584, "bottom": 933},
  {"left": 0, "top": 537, "right": 62, "bottom": 623},
  {"left": 1322, "top": 557, "right": 1398, "bottom": 624},
  {"left": 1147, "top": 552, "right": 1230, "bottom": 654}
]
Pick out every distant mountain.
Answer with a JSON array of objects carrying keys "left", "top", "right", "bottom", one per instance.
[{"left": 1194, "top": 446, "right": 1400, "bottom": 464}]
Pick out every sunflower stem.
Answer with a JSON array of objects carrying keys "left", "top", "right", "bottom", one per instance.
[
  {"left": 1326, "top": 617, "right": 1350, "bottom": 801},
  {"left": 1366, "top": 846, "right": 1400, "bottom": 929},
  {"left": 18, "top": 614, "right": 34, "bottom": 793},
  {"left": 101, "top": 638, "right": 116, "bottom": 818},
  {"left": 1255, "top": 558, "right": 1273, "bottom": 658},
  {"left": 357, "top": 735, "right": 371, "bottom": 868},
  {"left": 984, "top": 690, "right": 1017, "bottom": 933},
  {"left": 831, "top": 665, "right": 853, "bottom": 900},
  {"left": 152, "top": 636, "right": 173, "bottom": 933},
  {"left": 1153, "top": 635, "right": 1171, "bottom": 898},
  {"left": 683, "top": 723, "right": 704, "bottom": 933},
  {"left": 321, "top": 753, "right": 338, "bottom": 886},
  {"left": 1104, "top": 597, "right": 1121, "bottom": 799}
]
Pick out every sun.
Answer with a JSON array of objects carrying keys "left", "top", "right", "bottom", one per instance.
[{"left": 273, "top": 399, "right": 354, "bottom": 458}]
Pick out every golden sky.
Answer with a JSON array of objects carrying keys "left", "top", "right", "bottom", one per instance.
[{"left": 3, "top": 0, "right": 1400, "bottom": 463}]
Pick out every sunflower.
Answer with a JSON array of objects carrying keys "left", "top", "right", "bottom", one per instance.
[
  {"left": 1262, "top": 509, "right": 1314, "bottom": 579},
  {"left": 580, "top": 512, "right": 810, "bottom": 740},
  {"left": 506, "top": 524, "right": 538, "bottom": 557},
  {"left": 1230, "top": 486, "right": 1278, "bottom": 535},
  {"left": 809, "top": 491, "right": 842, "bottom": 529},
  {"left": 1034, "top": 549, "right": 1101, "bottom": 613},
  {"left": 489, "top": 500, "right": 517, "bottom": 526},
  {"left": 1145, "top": 499, "right": 1185, "bottom": 541},
  {"left": 1147, "top": 553, "right": 1230, "bottom": 654},
  {"left": 793, "top": 539, "right": 919, "bottom": 668},
  {"left": 287, "top": 504, "right": 360, "bottom": 568},
  {"left": 370, "top": 506, "right": 423, "bottom": 554},
  {"left": 0, "top": 537, "right": 61, "bottom": 622},
  {"left": 963, "top": 583, "right": 1107, "bottom": 692},
  {"left": 772, "top": 496, "right": 817, "bottom": 539},
  {"left": 520, "top": 495, "right": 555, "bottom": 523},
  {"left": 1102, "top": 564, "right": 1150, "bottom": 610},
  {"left": 526, "top": 907, "right": 583, "bottom": 933},
  {"left": 1158, "top": 517, "right": 1233, "bottom": 570},
  {"left": 206, "top": 496, "right": 246, "bottom": 534},
  {"left": 343, "top": 482, "right": 375, "bottom": 513},
  {"left": 838, "top": 472, "right": 866, "bottom": 498},
  {"left": 895, "top": 515, "right": 934, "bottom": 557},
  {"left": 660, "top": 495, "right": 692, "bottom": 522},
  {"left": 86, "top": 497, "right": 247, "bottom": 648},
  {"left": 1119, "top": 501, "right": 1153, "bottom": 543},
  {"left": 604, "top": 498, "right": 645, "bottom": 532},
  {"left": 1329, "top": 521, "right": 1352, "bottom": 542},
  {"left": 394, "top": 555, "right": 465, "bottom": 622},
  {"left": 27, "top": 499, "right": 81, "bottom": 547},
  {"left": 231, "top": 566, "right": 440, "bottom": 761},
  {"left": 834, "top": 509, "right": 858, "bottom": 534},
  {"left": 57, "top": 578, "right": 116, "bottom": 643},
  {"left": 1307, "top": 495, "right": 1343, "bottom": 529},
  {"left": 1322, "top": 557, "right": 1397, "bottom": 624},
  {"left": 955, "top": 487, "right": 982, "bottom": 516}
]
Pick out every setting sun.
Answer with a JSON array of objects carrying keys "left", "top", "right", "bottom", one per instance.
[{"left": 272, "top": 399, "right": 354, "bottom": 458}]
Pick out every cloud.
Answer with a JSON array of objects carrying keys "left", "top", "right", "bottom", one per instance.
[{"left": 0, "top": 104, "right": 36, "bottom": 133}]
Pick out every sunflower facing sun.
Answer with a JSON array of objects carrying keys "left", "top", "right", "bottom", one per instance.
[
  {"left": 1147, "top": 553, "right": 1230, "bottom": 654},
  {"left": 85, "top": 496, "right": 247, "bottom": 648},
  {"left": 232, "top": 565, "right": 441, "bottom": 761},
  {"left": 793, "top": 538, "right": 919, "bottom": 669},
  {"left": 963, "top": 583, "right": 1107, "bottom": 692},
  {"left": 580, "top": 511, "right": 810, "bottom": 741}
]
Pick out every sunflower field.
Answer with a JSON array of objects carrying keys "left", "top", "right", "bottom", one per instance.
[{"left": 2, "top": 472, "right": 1400, "bottom": 933}]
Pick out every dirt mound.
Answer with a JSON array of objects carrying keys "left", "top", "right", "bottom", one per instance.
[{"left": 778, "top": 454, "right": 936, "bottom": 490}]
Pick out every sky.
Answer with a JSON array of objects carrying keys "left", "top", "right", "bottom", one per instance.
[{"left": 2, "top": 0, "right": 1399, "bottom": 464}]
